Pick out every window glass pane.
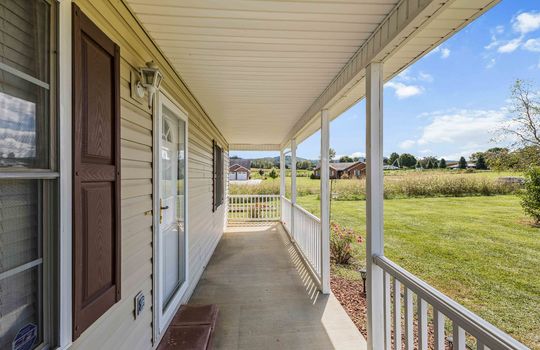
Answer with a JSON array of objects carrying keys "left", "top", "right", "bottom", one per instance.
[
  {"left": 0, "top": 180, "right": 43, "bottom": 350},
  {"left": 0, "top": 180, "right": 40, "bottom": 273},
  {"left": 0, "top": 0, "right": 50, "bottom": 82},
  {"left": 0, "top": 266, "right": 42, "bottom": 350},
  {"left": 0, "top": 0, "right": 51, "bottom": 169}
]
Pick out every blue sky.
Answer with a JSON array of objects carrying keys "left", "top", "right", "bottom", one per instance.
[{"left": 232, "top": 0, "right": 540, "bottom": 161}]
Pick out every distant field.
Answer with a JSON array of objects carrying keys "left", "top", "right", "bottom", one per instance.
[
  {"left": 296, "top": 195, "right": 540, "bottom": 349},
  {"left": 230, "top": 170, "right": 524, "bottom": 199}
]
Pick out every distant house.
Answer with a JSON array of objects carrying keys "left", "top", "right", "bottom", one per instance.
[
  {"left": 229, "top": 159, "right": 252, "bottom": 180},
  {"left": 313, "top": 161, "right": 366, "bottom": 179},
  {"left": 448, "top": 162, "right": 476, "bottom": 170}
]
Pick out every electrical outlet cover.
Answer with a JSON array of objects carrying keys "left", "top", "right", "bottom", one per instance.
[{"left": 134, "top": 292, "right": 145, "bottom": 319}]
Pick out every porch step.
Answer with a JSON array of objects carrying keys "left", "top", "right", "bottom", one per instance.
[{"left": 157, "top": 304, "right": 219, "bottom": 350}]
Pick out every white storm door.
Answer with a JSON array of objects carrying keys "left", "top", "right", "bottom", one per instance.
[{"left": 155, "top": 92, "right": 188, "bottom": 335}]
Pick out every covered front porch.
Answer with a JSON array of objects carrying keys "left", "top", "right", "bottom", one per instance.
[{"left": 189, "top": 223, "right": 365, "bottom": 349}]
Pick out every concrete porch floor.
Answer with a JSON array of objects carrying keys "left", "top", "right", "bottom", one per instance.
[{"left": 189, "top": 223, "right": 367, "bottom": 350}]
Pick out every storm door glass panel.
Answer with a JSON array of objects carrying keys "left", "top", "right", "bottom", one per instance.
[
  {"left": 0, "top": 0, "right": 51, "bottom": 169},
  {"left": 160, "top": 106, "right": 186, "bottom": 309}
]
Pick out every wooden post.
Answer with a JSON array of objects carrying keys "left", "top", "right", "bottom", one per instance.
[
  {"left": 366, "top": 62, "right": 385, "bottom": 350},
  {"left": 291, "top": 138, "right": 297, "bottom": 241},
  {"left": 320, "top": 109, "right": 331, "bottom": 294}
]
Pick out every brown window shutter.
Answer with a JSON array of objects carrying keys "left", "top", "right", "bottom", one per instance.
[
  {"left": 212, "top": 141, "right": 223, "bottom": 211},
  {"left": 72, "top": 4, "right": 121, "bottom": 340}
]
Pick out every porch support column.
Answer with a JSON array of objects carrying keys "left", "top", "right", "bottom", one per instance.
[
  {"left": 366, "top": 62, "right": 385, "bottom": 350},
  {"left": 279, "top": 149, "right": 286, "bottom": 221},
  {"left": 320, "top": 109, "right": 331, "bottom": 294},
  {"left": 291, "top": 138, "right": 297, "bottom": 241}
]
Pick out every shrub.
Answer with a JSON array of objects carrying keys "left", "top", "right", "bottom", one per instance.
[
  {"left": 340, "top": 173, "right": 350, "bottom": 180},
  {"left": 330, "top": 222, "right": 362, "bottom": 265},
  {"left": 521, "top": 167, "right": 540, "bottom": 225},
  {"left": 268, "top": 168, "right": 278, "bottom": 179}
]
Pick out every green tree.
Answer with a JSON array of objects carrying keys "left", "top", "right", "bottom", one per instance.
[
  {"left": 339, "top": 155, "right": 353, "bottom": 162},
  {"left": 398, "top": 153, "right": 417, "bottom": 168},
  {"left": 439, "top": 158, "right": 447, "bottom": 169},
  {"left": 268, "top": 168, "right": 278, "bottom": 180},
  {"left": 459, "top": 156, "right": 467, "bottom": 169},
  {"left": 475, "top": 154, "right": 488, "bottom": 170},
  {"left": 389, "top": 152, "right": 400, "bottom": 166},
  {"left": 258, "top": 169, "right": 264, "bottom": 176},
  {"left": 329, "top": 148, "right": 336, "bottom": 162},
  {"left": 521, "top": 167, "right": 540, "bottom": 225}
]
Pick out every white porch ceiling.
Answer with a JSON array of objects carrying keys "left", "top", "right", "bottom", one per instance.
[{"left": 125, "top": 0, "right": 498, "bottom": 149}]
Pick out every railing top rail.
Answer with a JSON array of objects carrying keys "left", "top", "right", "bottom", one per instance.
[
  {"left": 374, "top": 255, "right": 529, "bottom": 350},
  {"left": 229, "top": 194, "right": 280, "bottom": 198},
  {"left": 293, "top": 203, "right": 321, "bottom": 224},
  {"left": 281, "top": 195, "right": 292, "bottom": 203}
]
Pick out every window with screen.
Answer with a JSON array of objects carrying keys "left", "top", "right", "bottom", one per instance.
[
  {"left": 0, "top": 1, "right": 58, "bottom": 349},
  {"left": 213, "top": 140, "right": 224, "bottom": 211}
]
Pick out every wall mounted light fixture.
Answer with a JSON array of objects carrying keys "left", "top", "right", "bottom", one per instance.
[{"left": 135, "top": 61, "right": 163, "bottom": 108}]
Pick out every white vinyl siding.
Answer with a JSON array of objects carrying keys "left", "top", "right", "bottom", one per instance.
[{"left": 69, "top": 1, "right": 228, "bottom": 349}]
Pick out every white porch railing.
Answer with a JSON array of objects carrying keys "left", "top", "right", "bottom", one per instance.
[
  {"left": 281, "top": 196, "right": 292, "bottom": 230},
  {"left": 293, "top": 203, "right": 322, "bottom": 278},
  {"left": 281, "top": 196, "right": 322, "bottom": 282},
  {"left": 228, "top": 195, "right": 281, "bottom": 222},
  {"left": 374, "top": 255, "right": 529, "bottom": 350}
]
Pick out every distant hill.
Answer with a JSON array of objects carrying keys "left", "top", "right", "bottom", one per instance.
[{"left": 230, "top": 155, "right": 316, "bottom": 168}]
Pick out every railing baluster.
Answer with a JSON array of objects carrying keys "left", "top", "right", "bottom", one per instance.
[
  {"left": 453, "top": 322, "right": 465, "bottom": 350},
  {"left": 433, "top": 308, "right": 445, "bottom": 350},
  {"left": 384, "top": 272, "right": 391, "bottom": 350},
  {"left": 404, "top": 288, "right": 414, "bottom": 350},
  {"left": 393, "top": 279, "right": 402, "bottom": 350},
  {"left": 418, "top": 298, "right": 428, "bottom": 350}
]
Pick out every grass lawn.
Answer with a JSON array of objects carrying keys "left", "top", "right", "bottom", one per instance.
[{"left": 296, "top": 194, "right": 540, "bottom": 349}]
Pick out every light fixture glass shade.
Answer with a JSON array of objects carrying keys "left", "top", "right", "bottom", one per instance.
[{"left": 138, "top": 61, "right": 163, "bottom": 107}]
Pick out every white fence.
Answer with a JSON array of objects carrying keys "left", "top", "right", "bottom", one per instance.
[
  {"left": 228, "top": 195, "right": 281, "bottom": 222},
  {"left": 374, "top": 255, "right": 528, "bottom": 350}
]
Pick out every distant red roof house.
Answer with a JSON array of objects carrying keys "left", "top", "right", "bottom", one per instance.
[{"left": 313, "top": 161, "right": 366, "bottom": 179}]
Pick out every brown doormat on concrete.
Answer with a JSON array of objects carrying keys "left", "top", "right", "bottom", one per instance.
[{"left": 157, "top": 304, "right": 219, "bottom": 350}]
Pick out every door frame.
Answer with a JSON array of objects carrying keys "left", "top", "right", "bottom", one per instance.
[{"left": 152, "top": 90, "right": 189, "bottom": 342}]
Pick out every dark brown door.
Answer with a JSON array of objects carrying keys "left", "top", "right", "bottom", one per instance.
[{"left": 72, "top": 4, "right": 121, "bottom": 340}]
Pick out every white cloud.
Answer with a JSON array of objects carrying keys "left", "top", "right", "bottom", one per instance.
[
  {"left": 440, "top": 48, "right": 451, "bottom": 59},
  {"left": 414, "top": 110, "right": 507, "bottom": 158},
  {"left": 385, "top": 82, "right": 424, "bottom": 99},
  {"left": 418, "top": 72, "right": 434, "bottom": 82},
  {"left": 486, "top": 58, "right": 496, "bottom": 69},
  {"left": 428, "top": 45, "right": 451, "bottom": 59},
  {"left": 513, "top": 12, "right": 540, "bottom": 34},
  {"left": 351, "top": 152, "right": 365, "bottom": 159},
  {"left": 523, "top": 38, "right": 540, "bottom": 52},
  {"left": 497, "top": 37, "right": 523, "bottom": 53},
  {"left": 399, "top": 139, "right": 416, "bottom": 149}
]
